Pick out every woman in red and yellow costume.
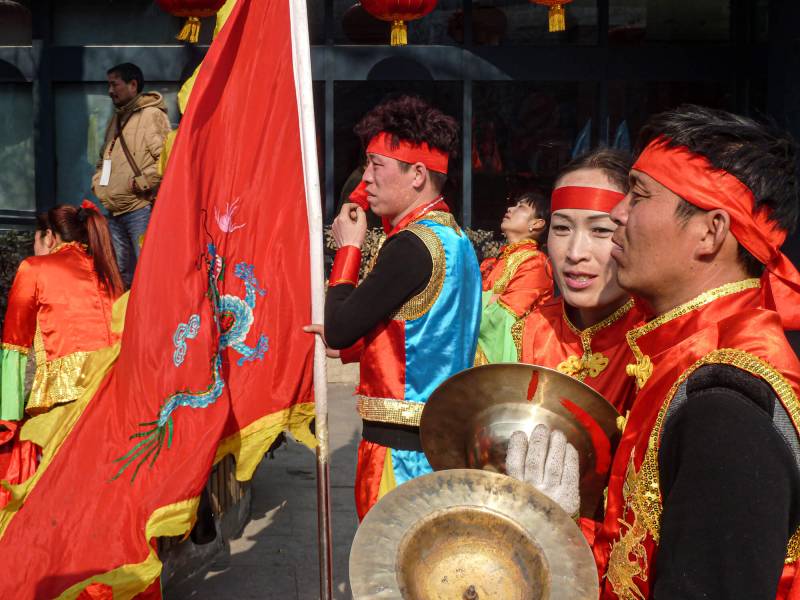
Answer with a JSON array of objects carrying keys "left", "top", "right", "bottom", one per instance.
[
  {"left": 475, "top": 189, "right": 553, "bottom": 364},
  {"left": 516, "top": 149, "right": 644, "bottom": 413},
  {"left": 0, "top": 201, "right": 123, "bottom": 503}
]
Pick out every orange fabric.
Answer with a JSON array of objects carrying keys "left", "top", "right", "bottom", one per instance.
[
  {"left": 366, "top": 132, "right": 449, "bottom": 174},
  {"left": 520, "top": 298, "right": 644, "bottom": 413},
  {"left": 339, "top": 338, "right": 364, "bottom": 364},
  {"left": 551, "top": 186, "right": 624, "bottom": 213},
  {"left": 358, "top": 320, "right": 406, "bottom": 400},
  {"left": 2, "top": 244, "right": 117, "bottom": 360},
  {"left": 634, "top": 138, "right": 800, "bottom": 329},
  {"left": 0, "top": 422, "right": 38, "bottom": 510},
  {"left": 480, "top": 240, "right": 553, "bottom": 318},
  {"left": 354, "top": 439, "right": 387, "bottom": 521},
  {"left": 76, "top": 583, "right": 114, "bottom": 600},
  {"left": 329, "top": 245, "right": 362, "bottom": 287},
  {"left": 348, "top": 181, "right": 369, "bottom": 211},
  {"left": 594, "top": 285, "right": 800, "bottom": 599}
]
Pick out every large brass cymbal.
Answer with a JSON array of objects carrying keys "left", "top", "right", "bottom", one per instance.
[
  {"left": 420, "top": 363, "right": 621, "bottom": 518},
  {"left": 349, "top": 469, "right": 598, "bottom": 600}
]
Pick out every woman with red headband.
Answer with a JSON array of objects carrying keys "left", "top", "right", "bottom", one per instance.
[
  {"left": 0, "top": 202, "right": 123, "bottom": 504},
  {"left": 515, "top": 149, "right": 643, "bottom": 413},
  {"left": 474, "top": 189, "right": 553, "bottom": 365}
]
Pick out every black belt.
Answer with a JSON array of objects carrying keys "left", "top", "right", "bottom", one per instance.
[{"left": 361, "top": 420, "right": 423, "bottom": 452}]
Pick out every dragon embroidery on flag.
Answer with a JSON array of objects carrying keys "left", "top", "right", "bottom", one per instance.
[{"left": 114, "top": 242, "right": 269, "bottom": 482}]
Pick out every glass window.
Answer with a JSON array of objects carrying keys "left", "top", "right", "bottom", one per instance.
[
  {"left": 307, "top": 0, "right": 325, "bottom": 44},
  {"left": 312, "top": 81, "right": 326, "bottom": 215},
  {"left": 54, "top": 83, "right": 180, "bottom": 206},
  {"left": 334, "top": 0, "right": 462, "bottom": 45},
  {"left": 607, "top": 81, "right": 736, "bottom": 152},
  {"left": 53, "top": 0, "right": 215, "bottom": 45},
  {"left": 472, "top": 0, "right": 598, "bottom": 46},
  {"left": 471, "top": 81, "right": 596, "bottom": 231},
  {"left": 333, "top": 80, "right": 463, "bottom": 222},
  {"left": 609, "top": 0, "right": 730, "bottom": 44},
  {"left": 0, "top": 1, "right": 32, "bottom": 46},
  {"left": 0, "top": 84, "right": 34, "bottom": 211}
]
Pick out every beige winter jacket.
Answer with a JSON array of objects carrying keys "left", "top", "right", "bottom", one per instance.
[{"left": 92, "top": 92, "right": 171, "bottom": 216}]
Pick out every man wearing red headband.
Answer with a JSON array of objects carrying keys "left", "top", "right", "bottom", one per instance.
[
  {"left": 306, "top": 96, "right": 481, "bottom": 520},
  {"left": 585, "top": 105, "right": 800, "bottom": 600}
]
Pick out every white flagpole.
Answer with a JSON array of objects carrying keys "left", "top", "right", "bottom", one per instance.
[{"left": 288, "top": 0, "right": 332, "bottom": 598}]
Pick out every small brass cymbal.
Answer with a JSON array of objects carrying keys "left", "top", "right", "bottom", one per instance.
[
  {"left": 349, "top": 469, "right": 599, "bottom": 600},
  {"left": 420, "top": 363, "right": 621, "bottom": 518}
]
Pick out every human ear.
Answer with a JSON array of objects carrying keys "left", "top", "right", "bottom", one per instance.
[
  {"left": 696, "top": 209, "right": 731, "bottom": 259},
  {"left": 412, "top": 163, "right": 427, "bottom": 191}
]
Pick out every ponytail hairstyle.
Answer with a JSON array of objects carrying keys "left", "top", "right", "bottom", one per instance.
[{"left": 36, "top": 201, "right": 125, "bottom": 298}]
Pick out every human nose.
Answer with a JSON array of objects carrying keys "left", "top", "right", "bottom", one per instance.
[
  {"left": 565, "top": 230, "right": 592, "bottom": 263},
  {"left": 610, "top": 194, "right": 630, "bottom": 227},
  {"left": 362, "top": 162, "right": 374, "bottom": 184}
]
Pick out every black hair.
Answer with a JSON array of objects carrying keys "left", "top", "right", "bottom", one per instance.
[
  {"left": 107, "top": 62, "right": 144, "bottom": 94},
  {"left": 556, "top": 147, "right": 632, "bottom": 193},
  {"left": 635, "top": 104, "right": 800, "bottom": 276},
  {"left": 514, "top": 188, "right": 550, "bottom": 236},
  {"left": 355, "top": 95, "right": 459, "bottom": 193}
]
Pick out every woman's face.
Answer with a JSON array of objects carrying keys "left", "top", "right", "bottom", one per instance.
[
  {"left": 500, "top": 201, "right": 541, "bottom": 240},
  {"left": 34, "top": 229, "right": 55, "bottom": 256},
  {"left": 547, "top": 168, "right": 628, "bottom": 313}
]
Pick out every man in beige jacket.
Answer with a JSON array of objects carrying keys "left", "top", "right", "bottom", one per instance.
[{"left": 91, "top": 62, "right": 171, "bottom": 288}]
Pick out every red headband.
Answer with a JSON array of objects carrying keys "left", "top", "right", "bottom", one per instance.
[
  {"left": 366, "top": 132, "right": 449, "bottom": 174},
  {"left": 551, "top": 186, "right": 624, "bottom": 214},
  {"left": 634, "top": 138, "right": 800, "bottom": 329}
]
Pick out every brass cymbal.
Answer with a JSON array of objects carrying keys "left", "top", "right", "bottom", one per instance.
[
  {"left": 420, "top": 363, "right": 621, "bottom": 518},
  {"left": 349, "top": 469, "right": 599, "bottom": 600}
]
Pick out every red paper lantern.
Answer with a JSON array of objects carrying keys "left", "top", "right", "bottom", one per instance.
[
  {"left": 529, "top": 0, "right": 573, "bottom": 32},
  {"left": 360, "top": 0, "right": 438, "bottom": 46},
  {"left": 156, "top": 0, "right": 227, "bottom": 43}
]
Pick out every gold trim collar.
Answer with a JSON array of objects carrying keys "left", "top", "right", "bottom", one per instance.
[
  {"left": 557, "top": 299, "right": 635, "bottom": 381},
  {"left": 625, "top": 279, "right": 761, "bottom": 389},
  {"left": 499, "top": 238, "right": 538, "bottom": 261}
]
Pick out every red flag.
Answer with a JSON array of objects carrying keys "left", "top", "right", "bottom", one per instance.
[{"left": 0, "top": 0, "right": 317, "bottom": 595}]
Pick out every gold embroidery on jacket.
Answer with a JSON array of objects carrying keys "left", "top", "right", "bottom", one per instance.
[
  {"left": 558, "top": 299, "right": 634, "bottom": 382},
  {"left": 0, "top": 342, "right": 29, "bottom": 355},
  {"left": 491, "top": 249, "right": 538, "bottom": 295},
  {"left": 624, "top": 279, "right": 760, "bottom": 389},
  {"left": 393, "top": 223, "right": 446, "bottom": 321},
  {"left": 607, "top": 453, "right": 648, "bottom": 600},
  {"left": 414, "top": 210, "right": 462, "bottom": 235},
  {"left": 511, "top": 317, "right": 526, "bottom": 361},
  {"left": 608, "top": 345, "right": 800, "bottom": 593}
]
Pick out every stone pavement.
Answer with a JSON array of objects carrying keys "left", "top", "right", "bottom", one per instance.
[{"left": 167, "top": 381, "right": 361, "bottom": 599}]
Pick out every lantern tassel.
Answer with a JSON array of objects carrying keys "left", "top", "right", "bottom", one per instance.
[
  {"left": 390, "top": 20, "right": 408, "bottom": 46},
  {"left": 548, "top": 4, "right": 566, "bottom": 32},
  {"left": 176, "top": 16, "right": 202, "bottom": 44}
]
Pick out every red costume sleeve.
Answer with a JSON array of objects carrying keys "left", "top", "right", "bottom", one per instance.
[
  {"left": 496, "top": 254, "right": 554, "bottom": 318},
  {"left": 329, "top": 245, "right": 362, "bottom": 287},
  {"left": 2, "top": 259, "right": 38, "bottom": 351},
  {"left": 479, "top": 257, "right": 497, "bottom": 281}
]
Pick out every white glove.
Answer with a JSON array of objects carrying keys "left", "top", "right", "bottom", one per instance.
[{"left": 505, "top": 424, "right": 580, "bottom": 517}]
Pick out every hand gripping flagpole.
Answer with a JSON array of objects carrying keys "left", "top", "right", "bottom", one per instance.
[{"left": 289, "top": 0, "right": 333, "bottom": 598}]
